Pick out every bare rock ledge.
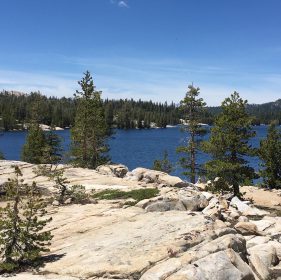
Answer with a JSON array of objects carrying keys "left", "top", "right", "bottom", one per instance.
[{"left": 0, "top": 160, "right": 281, "bottom": 280}]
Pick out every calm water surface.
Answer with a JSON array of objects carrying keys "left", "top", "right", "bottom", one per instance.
[{"left": 0, "top": 126, "right": 275, "bottom": 178}]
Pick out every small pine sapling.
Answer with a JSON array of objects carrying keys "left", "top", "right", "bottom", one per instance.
[{"left": 0, "top": 166, "right": 52, "bottom": 273}]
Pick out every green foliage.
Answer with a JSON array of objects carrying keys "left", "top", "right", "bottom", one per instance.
[
  {"left": 259, "top": 123, "right": 281, "bottom": 189},
  {"left": 153, "top": 150, "right": 173, "bottom": 174},
  {"left": 21, "top": 125, "right": 62, "bottom": 164},
  {"left": 0, "top": 166, "right": 52, "bottom": 273},
  {"left": 21, "top": 124, "right": 48, "bottom": 164},
  {"left": 35, "top": 165, "right": 91, "bottom": 205},
  {"left": 43, "top": 129, "right": 63, "bottom": 164},
  {"left": 1, "top": 90, "right": 280, "bottom": 131},
  {"left": 21, "top": 95, "right": 62, "bottom": 165},
  {"left": 0, "top": 151, "right": 4, "bottom": 160},
  {"left": 71, "top": 71, "right": 110, "bottom": 169},
  {"left": 35, "top": 165, "right": 69, "bottom": 204},
  {"left": 176, "top": 85, "right": 207, "bottom": 183},
  {"left": 203, "top": 92, "right": 256, "bottom": 196},
  {"left": 68, "top": 185, "right": 90, "bottom": 204},
  {"left": 205, "top": 177, "right": 231, "bottom": 194},
  {"left": 92, "top": 188, "right": 159, "bottom": 203},
  {"left": 207, "top": 99, "right": 281, "bottom": 125},
  {"left": 0, "top": 91, "right": 75, "bottom": 131}
]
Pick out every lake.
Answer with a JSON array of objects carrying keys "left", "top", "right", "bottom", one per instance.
[{"left": 0, "top": 125, "right": 274, "bottom": 179}]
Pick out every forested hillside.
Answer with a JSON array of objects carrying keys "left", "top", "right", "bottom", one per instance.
[
  {"left": 0, "top": 90, "right": 280, "bottom": 131},
  {"left": 0, "top": 91, "right": 182, "bottom": 130}
]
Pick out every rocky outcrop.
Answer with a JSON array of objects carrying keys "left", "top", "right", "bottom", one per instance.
[
  {"left": 126, "top": 167, "right": 189, "bottom": 188},
  {"left": 96, "top": 164, "right": 129, "bottom": 178},
  {"left": 0, "top": 161, "right": 281, "bottom": 280}
]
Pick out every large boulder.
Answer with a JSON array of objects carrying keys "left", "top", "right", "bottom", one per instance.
[
  {"left": 235, "top": 222, "right": 260, "bottom": 236},
  {"left": 230, "top": 196, "right": 269, "bottom": 217},
  {"left": 180, "top": 194, "right": 209, "bottom": 211},
  {"left": 145, "top": 199, "right": 186, "bottom": 212},
  {"left": 143, "top": 194, "right": 208, "bottom": 212},
  {"left": 166, "top": 249, "right": 255, "bottom": 280},
  {"left": 141, "top": 234, "right": 249, "bottom": 280},
  {"left": 96, "top": 164, "right": 129, "bottom": 178},
  {"left": 202, "top": 197, "right": 222, "bottom": 219},
  {"left": 127, "top": 168, "right": 189, "bottom": 187},
  {"left": 248, "top": 243, "right": 280, "bottom": 280}
]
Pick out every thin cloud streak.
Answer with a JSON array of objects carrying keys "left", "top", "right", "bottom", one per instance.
[
  {"left": 1, "top": 52, "right": 281, "bottom": 106},
  {"left": 0, "top": 68, "right": 280, "bottom": 106},
  {"left": 118, "top": 1, "right": 129, "bottom": 8}
]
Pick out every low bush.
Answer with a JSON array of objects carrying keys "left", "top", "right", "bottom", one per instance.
[{"left": 92, "top": 188, "right": 159, "bottom": 204}]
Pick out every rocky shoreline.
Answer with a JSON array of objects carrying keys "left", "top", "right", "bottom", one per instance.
[{"left": 0, "top": 160, "right": 281, "bottom": 280}]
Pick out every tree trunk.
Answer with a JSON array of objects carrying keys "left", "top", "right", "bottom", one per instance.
[
  {"left": 190, "top": 131, "right": 196, "bottom": 184},
  {"left": 233, "top": 182, "right": 239, "bottom": 196}
]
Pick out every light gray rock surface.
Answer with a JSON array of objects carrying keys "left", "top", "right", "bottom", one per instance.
[
  {"left": 0, "top": 160, "right": 281, "bottom": 280},
  {"left": 96, "top": 164, "right": 129, "bottom": 178}
]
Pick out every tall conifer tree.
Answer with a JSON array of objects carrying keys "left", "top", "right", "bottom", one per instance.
[
  {"left": 203, "top": 92, "right": 256, "bottom": 196},
  {"left": 71, "top": 71, "right": 110, "bottom": 169},
  {"left": 259, "top": 123, "right": 281, "bottom": 189},
  {"left": 176, "top": 85, "right": 206, "bottom": 183},
  {"left": 21, "top": 95, "right": 62, "bottom": 164}
]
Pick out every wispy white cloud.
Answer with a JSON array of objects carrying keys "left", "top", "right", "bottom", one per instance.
[
  {"left": 1, "top": 54, "right": 281, "bottom": 106},
  {"left": 110, "top": 0, "right": 129, "bottom": 8},
  {"left": 118, "top": 1, "right": 129, "bottom": 8}
]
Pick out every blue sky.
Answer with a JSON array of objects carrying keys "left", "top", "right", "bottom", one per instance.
[{"left": 0, "top": 0, "right": 281, "bottom": 105}]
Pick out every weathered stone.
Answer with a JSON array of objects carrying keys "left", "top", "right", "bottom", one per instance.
[
  {"left": 64, "top": 197, "right": 72, "bottom": 204},
  {"left": 52, "top": 200, "right": 60, "bottom": 206},
  {"left": 248, "top": 243, "right": 279, "bottom": 280},
  {"left": 231, "top": 196, "right": 269, "bottom": 217},
  {"left": 96, "top": 164, "right": 129, "bottom": 178},
  {"left": 167, "top": 249, "right": 255, "bottom": 280},
  {"left": 202, "top": 197, "right": 222, "bottom": 219},
  {"left": 238, "top": 216, "right": 249, "bottom": 223},
  {"left": 145, "top": 199, "right": 186, "bottom": 212},
  {"left": 246, "top": 236, "right": 271, "bottom": 248},
  {"left": 180, "top": 194, "right": 208, "bottom": 211},
  {"left": 39, "top": 204, "right": 211, "bottom": 279},
  {"left": 141, "top": 233, "right": 248, "bottom": 280},
  {"left": 128, "top": 167, "right": 189, "bottom": 187},
  {"left": 1, "top": 160, "right": 281, "bottom": 280},
  {"left": 201, "top": 191, "right": 214, "bottom": 201},
  {"left": 235, "top": 222, "right": 260, "bottom": 236},
  {"left": 231, "top": 196, "right": 251, "bottom": 212}
]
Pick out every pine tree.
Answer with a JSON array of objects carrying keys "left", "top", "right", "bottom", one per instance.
[
  {"left": 0, "top": 166, "right": 52, "bottom": 272},
  {"left": 203, "top": 92, "right": 256, "bottom": 196},
  {"left": 71, "top": 71, "right": 110, "bottom": 169},
  {"left": 259, "top": 123, "right": 281, "bottom": 189},
  {"left": 21, "top": 123, "right": 48, "bottom": 164},
  {"left": 176, "top": 85, "right": 206, "bottom": 183},
  {"left": 153, "top": 150, "right": 173, "bottom": 174},
  {"left": 43, "top": 128, "right": 62, "bottom": 164},
  {"left": 21, "top": 95, "right": 62, "bottom": 164}
]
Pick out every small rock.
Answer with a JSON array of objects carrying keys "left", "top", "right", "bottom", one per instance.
[
  {"left": 52, "top": 200, "right": 60, "bottom": 206},
  {"left": 64, "top": 198, "right": 72, "bottom": 204},
  {"left": 238, "top": 216, "right": 249, "bottom": 223},
  {"left": 235, "top": 222, "right": 260, "bottom": 236}
]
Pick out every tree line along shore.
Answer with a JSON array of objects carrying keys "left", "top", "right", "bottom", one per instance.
[{"left": 0, "top": 85, "right": 281, "bottom": 132}]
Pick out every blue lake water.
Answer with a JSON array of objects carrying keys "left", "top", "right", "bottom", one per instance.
[{"left": 0, "top": 126, "right": 275, "bottom": 179}]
